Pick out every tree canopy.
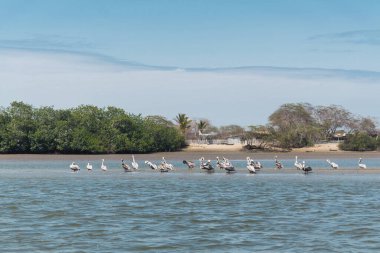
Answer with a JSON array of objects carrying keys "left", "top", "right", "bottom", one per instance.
[
  {"left": 0, "top": 102, "right": 185, "bottom": 154},
  {"left": 174, "top": 113, "right": 192, "bottom": 136},
  {"left": 267, "top": 103, "right": 379, "bottom": 150}
]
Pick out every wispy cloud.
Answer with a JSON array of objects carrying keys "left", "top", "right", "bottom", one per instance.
[
  {"left": 0, "top": 34, "right": 94, "bottom": 51},
  {"left": 309, "top": 29, "right": 380, "bottom": 45},
  {"left": 1, "top": 48, "right": 379, "bottom": 125}
]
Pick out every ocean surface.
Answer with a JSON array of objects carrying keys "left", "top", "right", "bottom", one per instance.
[{"left": 1, "top": 158, "right": 380, "bottom": 252}]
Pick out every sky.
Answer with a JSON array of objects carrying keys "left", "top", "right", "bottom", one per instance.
[{"left": 0, "top": 0, "right": 380, "bottom": 126}]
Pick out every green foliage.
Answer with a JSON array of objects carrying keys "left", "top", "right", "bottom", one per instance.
[
  {"left": 243, "top": 125, "right": 275, "bottom": 149},
  {"left": 0, "top": 102, "right": 185, "bottom": 154},
  {"left": 269, "top": 103, "right": 320, "bottom": 148},
  {"left": 197, "top": 120, "right": 208, "bottom": 133},
  {"left": 339, "top": 133, "right": 377, "bottom": 151},
  {"left": 174, "top": 113, "right": 192, "bottom": 135},
  {"left": 266, "top": 103, "right": 378, "bottom": 149}
]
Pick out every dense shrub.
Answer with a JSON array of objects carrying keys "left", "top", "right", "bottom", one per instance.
[
  {"left": 0, "top": 102, "right": 185, "bottom": 154},
  {"left": 339, "top": 132, "right": 377, "bottom": 151}
]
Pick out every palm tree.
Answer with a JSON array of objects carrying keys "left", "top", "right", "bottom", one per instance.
[
  {"left": 197, "top": 120, "right": 208, "bottom": 134},
  {"left": 175, "top": 113, "right": 192, "bottom": 136}
]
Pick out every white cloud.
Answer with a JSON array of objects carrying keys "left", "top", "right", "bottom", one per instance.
[{"left": 0, "top": 49, "right": 379, "bottom": 126}]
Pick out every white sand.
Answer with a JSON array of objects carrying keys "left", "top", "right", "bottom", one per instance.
[
  {"left": 184, "top": 142, "right": 340, "bottom": 153},
  {"left": 292, "top": 143, "right": 340, "bottom": 153},
  {"left": 184, "top": 143, "right": 244, "bottom": 152}
]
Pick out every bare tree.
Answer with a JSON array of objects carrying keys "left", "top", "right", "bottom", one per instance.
[
  {"left": 357, "top": 117, "right": 378, "bottom": 136},
  {"left": 219, "top": 125, "right": 245, "bottom": 139},
  {"left": 314, "top": 105, "right": 353, "bottom": 140}
]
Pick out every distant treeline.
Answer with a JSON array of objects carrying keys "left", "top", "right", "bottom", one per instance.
[
  {"left": 0, "top": 102, "right": 185, "bottom": 154},
  {"left": 188, "top": 103, "right": 379, "bottom": 152},
  {"left": 245, "top": 103, "right": 380, "bottom": 151}
]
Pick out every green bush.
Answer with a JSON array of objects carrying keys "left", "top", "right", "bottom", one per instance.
[
  {"left": 339, "top": 132, "right": 377, "bottom": 151},
  {"left": 0, "top": 102, "right": 185, "bottom": 154}
]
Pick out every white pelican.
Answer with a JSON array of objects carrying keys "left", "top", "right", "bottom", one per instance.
[
  {"left": 302, "top": 161, "right": 312, "bottom": 174},
  {"left": 358, "top": 158, "right": 367, "bottom": 169},
  {"left": 145, "top": 160, "right": 158, "bottom": 170},
  {"left": 86, "top": 162, "right": 93, "bottom": 172},
  {"left": 101, "top": 159, "right": 108, "bottom": 171},
  {"left": 132, "top": 155, "right": 139, "bottom": 170},
  {"left": 216, "top": 156, "right": 223, "bottom": 169},
  {"left": 326, "top": 159, "right": 339, "bottom": 169},
  {"left": 295, "top": 156, "right": 303, "bottom": 170},
  {"left": 248, "top": 157, "right": 262, "bottom": 170},
  {"left": 246, "top": 157, "right": 256, "bottom": 174},
  {"left": 199, "top": 157, "right": 205, "bottom": 169},
  {"left": 121, "top": 159, "right": 133, "bottom": 172},
  {"left": 275, "top": 156, "right": 283, "bottom": 169},
  {"left": 70, "top": 162, "right": 80, "bottom": 172},
  {"left": 162, "top": 157, "right": 174, "bottom": 170},
  {"left": 183, "top": 160, "right": 195, "bottom": 168}
]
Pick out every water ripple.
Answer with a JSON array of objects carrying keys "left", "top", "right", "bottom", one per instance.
[{"left": 1, "top": 161, "right": 380, "bottom": 252}]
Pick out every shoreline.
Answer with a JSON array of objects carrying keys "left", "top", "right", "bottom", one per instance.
[{"left": 0, "top": 150, "right": 379, "bottom": 161}]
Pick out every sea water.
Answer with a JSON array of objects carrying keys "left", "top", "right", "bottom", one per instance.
[{"left": 1, "top": 159, "right": 380, "bottom": 252}]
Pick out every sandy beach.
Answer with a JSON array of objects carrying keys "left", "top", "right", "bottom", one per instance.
[{"left": 0, "top": 142, "right": 378, "bottom": 161}]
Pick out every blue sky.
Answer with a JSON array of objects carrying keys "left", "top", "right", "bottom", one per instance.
[{"left": 1, "top": 0, "right": 380, "bottom": 125}]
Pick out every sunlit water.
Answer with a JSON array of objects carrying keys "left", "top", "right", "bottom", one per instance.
[{"left": 1, "top": 159, "right": 380, "bottom": 252}]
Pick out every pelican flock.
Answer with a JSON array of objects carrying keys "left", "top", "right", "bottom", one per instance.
[{"left": 68, "top": 156, "right": 371, "bottom": 174}]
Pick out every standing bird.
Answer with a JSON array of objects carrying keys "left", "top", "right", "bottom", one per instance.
[
  {"left": 326, "top": 159, "right": 339, "bottom": 169},
  {"left": 121, "top": 159, "right": 133, "bottom": 172},
  {"left": 86, "top": 162, "right": 93, "bottom": 172},
  {"left": 131, "top": 155, "right": 139, "bottom": 170},
  {"left": 145, "top": 160, "right": 158, "bottom": 170},
  {"left": 248, "top": 157, "right": 262, "bottom": 170},
  {"left": 275, "top": 156, "right": 283, "bottom": 169},
  {"left": 294, "top": 156, "right": 303, "bottom": 170},
  {"left": 101, "top": 159, "right": 108, "bottom": 171},
  {"left": 246, "top": 157, "right": 256, "bottom": 174},
  {"left": 221, "top": 157, "right": 236, "bottom": 173},
  {"left": 302, "top": 161, "right": 312, "bottom": 174},
  {"left": 253, "top": 158, "right": 263, "bottom": 170},
  {"left": 216, "top": 156, "right": 223, "bottom": 169},
  {"left": 199, "top": 157, "right": 214, "bottom": 172},
  {"left": 70, "top": 162, "right": 80, "bottom": 172},
  {"left": 183, "top": 160, "right": 195, "bottom": 169},
  {"left": 358, "top": 158, "right": 367, "bottom": 169},
  {"left": 162, "top": 157, "right": 174, "bottom": 170}
]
